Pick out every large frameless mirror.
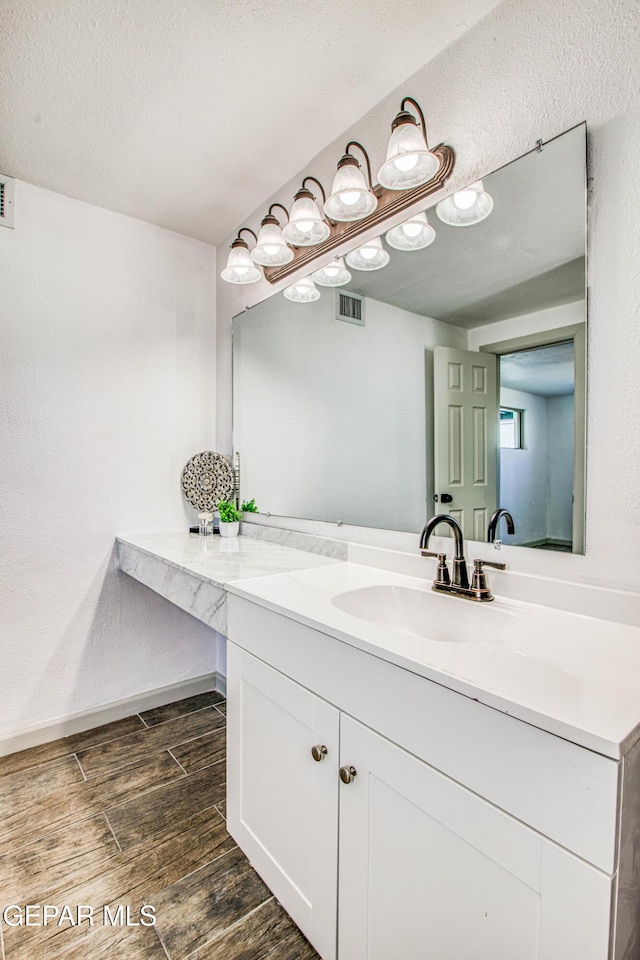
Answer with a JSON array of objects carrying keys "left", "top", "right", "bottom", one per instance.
[{"left": 233, "top": 123, "right": 587, "bottom": 553}]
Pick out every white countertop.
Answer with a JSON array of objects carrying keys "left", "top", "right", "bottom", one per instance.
[
  {"left": 227, "top": 559, "right": 640, "bottom": 760},
  {"left": 118, "top": 531, "right": 640, "bottom": 760}
]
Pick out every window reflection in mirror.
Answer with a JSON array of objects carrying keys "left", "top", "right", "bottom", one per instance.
[{"left": 232, "top": 123, "right": 587, "bottom": 554}]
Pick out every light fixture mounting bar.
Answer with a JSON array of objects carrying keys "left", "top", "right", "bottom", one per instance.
[{"left": 264, "top": 144, "right": 454, "bottom": 284}]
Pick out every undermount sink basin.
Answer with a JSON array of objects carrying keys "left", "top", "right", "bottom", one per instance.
[{"left": 331, "top": 584, "right": 516, "bottom": 645}]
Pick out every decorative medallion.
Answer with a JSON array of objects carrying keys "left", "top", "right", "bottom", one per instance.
[{"left": 180, "top": 451, "right": 235, "bottom": 511}]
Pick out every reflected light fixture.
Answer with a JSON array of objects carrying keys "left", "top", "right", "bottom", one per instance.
[
  {"left": 220, "top": 228, "right": 262, "bottom": 284},
  {"left": 283, "top": 275, "right": 321, "bottom": 303},
  {"left": 312, "top": 257, "right": 351, "bottom": 287},
  {"left": 251, "top": 203, "right": 294, "bottom": 267},
  {"left": 378, "top": 97, "right": 440, "bottom": 191},
  {"left": 436, "top": 180, "right": 494, "bottom": 226},
  {"left": 282, "top": 178, "right": 331, "bottom": 247},
  {"left": 345, "top": 236, "right": 390, "bottom": 271},
  {"left": 324, "top": 142, "right": 378, "bottom": 222},
  {"left": 385, "top": 211, "right": 436, "bottom": 251}
]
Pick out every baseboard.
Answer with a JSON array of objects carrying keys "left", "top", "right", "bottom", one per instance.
[{"left": 0, "top": 672, "right": 224, "bottom": 758}]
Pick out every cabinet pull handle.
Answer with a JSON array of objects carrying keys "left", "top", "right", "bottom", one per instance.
[
  {"left": 339, "top": 765, "right": 357, "bottom": 784},
  {"left": 311, "top": 744, "right": 328, "bottom": 762}
]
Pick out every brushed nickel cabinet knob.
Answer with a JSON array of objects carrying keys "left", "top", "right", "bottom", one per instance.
[
  {"left": 339, "top": 765, "right": 357, "bottom": 784},
  {"left": 311, "top": 744, "right": 328, "bottom": 762}
]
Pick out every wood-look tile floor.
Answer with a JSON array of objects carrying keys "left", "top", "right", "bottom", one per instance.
[{"left": 0, "top": 692, "right": 319, "bottom": 960}]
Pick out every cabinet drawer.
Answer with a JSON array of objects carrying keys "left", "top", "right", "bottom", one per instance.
[{"left": 228, "top": 594, "right": 620, "bottom": 873}]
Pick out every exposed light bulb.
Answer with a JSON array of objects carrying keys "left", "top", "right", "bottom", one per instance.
[
  {"left": 393, "top": 154, "right": 419, "bottom": 172},
  {"left": 296, "top": 220, "right": 314, "bottom": 231},
  {"left": 402, "top": 221, "right": 423, "bottom": 238},
  {"left": 263, "top": 244, "right": 280, "bottom": 256},
  {"left": 453, "top": 189, "right": 477, "bottom": 210},
  {"left": 341, "top": 191, "right": 360, "bottom": 206},
  {"left": 360, "top": 246, "right": 378, "bottom": 260},
  {"left": 324, "top": 266, "right": 339, "bottom": 277}
]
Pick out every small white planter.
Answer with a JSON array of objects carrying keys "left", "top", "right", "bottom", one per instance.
[{"left": 219, "top": 520, "right": 240, "bottom": 538}]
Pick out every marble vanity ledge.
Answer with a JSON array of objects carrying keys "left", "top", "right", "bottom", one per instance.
[
  {"left": 116, "top": 533, "right": 342, "bottom": 635},
  {"left": 239, "top": 521, "right": 347, "bottom": 559},
  {"left": 348, "top": 543, "right": 640, "bottom": 628},
  {"left": 118, "top": 539, "right": 228, "bottom": 633}
]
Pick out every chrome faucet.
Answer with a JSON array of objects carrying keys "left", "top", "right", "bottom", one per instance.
[
  {"left": 419, "top": 513, "right": 506, "bottom": 602},
  {"left": 487, "top": 508, "right": 515, "bottom": 544}
]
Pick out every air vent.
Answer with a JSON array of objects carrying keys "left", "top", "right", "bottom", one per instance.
[
  {"left": 0, "top": 175, "right": 15, "bottom": 229},
  {"left": 336, "top": 290, "right": 365, "bottom": 326}
]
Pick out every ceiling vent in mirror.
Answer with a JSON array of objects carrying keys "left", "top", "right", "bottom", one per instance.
[
  {"left": 0, "top": 175, "right": 15, "bottom": 229},
  {"left": 336, "top": 290, "right": 365, "bottom": 326}
]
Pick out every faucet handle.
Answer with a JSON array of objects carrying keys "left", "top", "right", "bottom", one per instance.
[
  {"left": 421, "top": 550, "right": 451, "bottom": 585},
  {"left": 435, "top": 552, "right": 451, "bottom": 585},
  {"left": 474, "top": 558, "right": 507, "bottom": 571}
]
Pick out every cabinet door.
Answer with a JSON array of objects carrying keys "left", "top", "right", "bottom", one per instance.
[
  {"left": 227, "top": 643, "right": 339, "bottom": 960},
  {"left": 338, "top": 716, "right": 612, "bottom": 960}
]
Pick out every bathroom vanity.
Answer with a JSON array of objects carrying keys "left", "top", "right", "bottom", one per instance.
[
  {"left": 226, "top": 560, "right": 640, "bottom": 960},
  {"left": 118, "top": 532, "right": 640, "bottom": 960}
]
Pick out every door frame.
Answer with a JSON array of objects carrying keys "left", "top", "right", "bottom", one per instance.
[{"left": 476, "top": 322, "right": 586, "bottom": 555}]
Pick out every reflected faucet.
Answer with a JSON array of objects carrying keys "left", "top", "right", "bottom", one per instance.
[
  {"left": 487, "top": 509, "right": 515, "bottom": 544},
  {"left": 419, "top": 513, "right": 506, "bottom": 602}
]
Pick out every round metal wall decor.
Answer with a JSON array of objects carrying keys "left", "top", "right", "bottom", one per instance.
[{"left": 180, "top": 451, "right": 235, "bottom": 511}]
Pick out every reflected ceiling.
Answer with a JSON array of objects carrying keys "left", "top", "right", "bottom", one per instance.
[{"left": 344, "top": 134, "right": 586, "bottom": 328}]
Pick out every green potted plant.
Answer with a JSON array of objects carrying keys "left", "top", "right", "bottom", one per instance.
[
  {"left": 241, "top": 498, "right": 259, "bottom": 514},
  {"left": 217, "top": 500, "right": 242, "bottom": 538}
]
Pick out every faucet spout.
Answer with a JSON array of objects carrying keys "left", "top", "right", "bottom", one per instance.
[
  {"left": 419, "top": 514, "right": 465, "bottom": 559},
  {"left": 487, "top": 509, "right": 515, "bottom": 543},
  {"left": 419, "top": 514, "right": 469, "bottom": 589}
]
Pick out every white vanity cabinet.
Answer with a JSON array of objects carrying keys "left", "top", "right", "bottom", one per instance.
[
  {"left": 338, "top": 715, "right": 611, "bottom": 960},
  {"left": 226, "top": 644, "right": 340, "bottom": 960},
  {"left": 227, "top": 594, "right": 620, "bottom": 960}
]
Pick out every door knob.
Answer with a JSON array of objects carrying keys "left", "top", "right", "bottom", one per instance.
[
  {"left": 311, "top": 744, "right": 328, "bottom": 762},
  {"left": 339, "top": 765, "right": 357, "bottom": 784}
]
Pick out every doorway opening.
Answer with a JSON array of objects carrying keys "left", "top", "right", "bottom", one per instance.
[{"left": 499, "top": 341, "right": 574, "bottom": 552}]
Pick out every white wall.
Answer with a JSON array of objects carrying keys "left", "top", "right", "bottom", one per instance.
[
  {"left": 499, "top": 387, "right": 549, "bottom": 545},
  {"left": 0, "top": 182, "right": 218, "bottom": 741},
  {"left": 468, "top": 300, "right": 585, "bottom": 352},
  {"left": 216, "top": 0, "right": 640, "bottom": 590},
  {"left": 547, "top": 394, "right": 574, "bottom": 542},
  {"left": 234, "top": 294, "right": 465, "bottom": 532}
]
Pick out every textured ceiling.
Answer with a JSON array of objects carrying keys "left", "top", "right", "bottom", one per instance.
[
  {"left": 0, "top": 0, "right": 503, "bottom": 244},
  {"left": 500, "top": 341, "right": 575, "bottom": 397}
]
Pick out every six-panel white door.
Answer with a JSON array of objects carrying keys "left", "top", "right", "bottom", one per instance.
[
  {"left": 338, "top": 715, "right": 612, "bottom": 960},
  {"left": 226, "top": 643, "right": 340, "bottom": 960},
  {"left": 433, "top": 344, "right": 498, "bottom": 542}
]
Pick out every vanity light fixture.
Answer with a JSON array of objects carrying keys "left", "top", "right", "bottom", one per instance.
[
  {"left": 312, "top": 257, "right": 351, "bottom": 287},
  {"left": 345, "top": 236, "right": 390, "bottom": 271},
  {"left": 282, "top": 177, "right": 331, "bottom": 247},
  {"left": 222, "top": 94, "right": 455, "bottom": 286},
  {"left": 378, "top": 97, "right": 440, "bottom": 191},
  {"left": 251, "top": 204, "right": 295, "bottom": 267},
  {"left": 324, "top": 142, "right": 378, "bottom": 223},
  {"left": 385, "top": 211, "right": 436, "bottom": 251},
  {"left": 283, "top": 275, "right": 321, "bottom": 303},
  {"left": 436, "top": 180, "right": 494, "bottom": 226},
  {"left": 220, "top": 228, "right": 262, "bottom": 284}
]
